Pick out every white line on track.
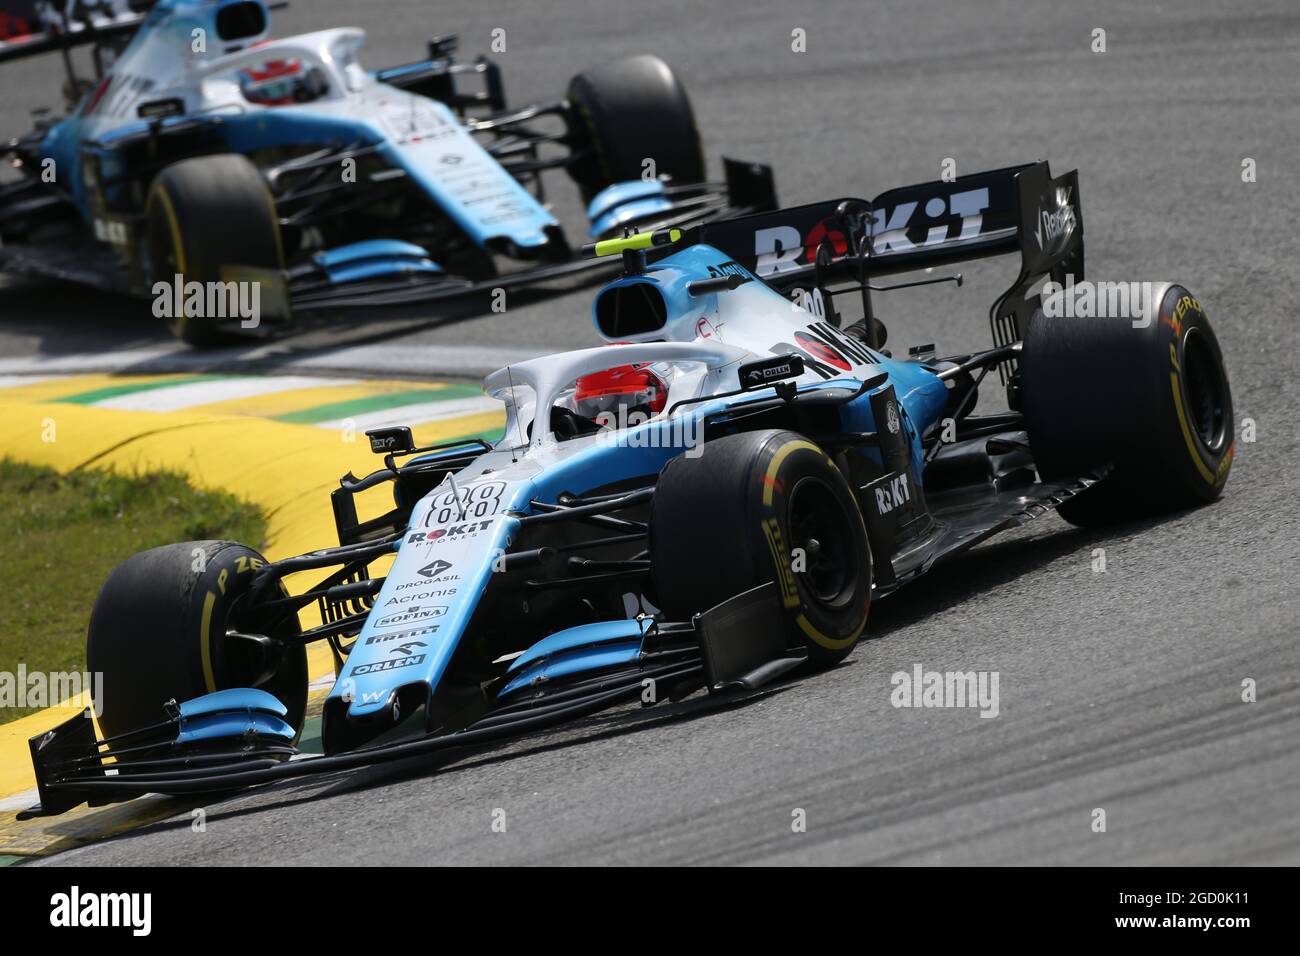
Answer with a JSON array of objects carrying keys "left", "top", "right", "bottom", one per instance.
[
  {"left": 0, "top": 343, "right": 547, "bottom": 381},
  {"left": 313, "top": 395, "right": 502, "bottom": 432},
  {"left": 0, "top": 787, "right": 37, "bottom": 813},
  {"left": 0, "top": 374, "right": 65, "bottom": 389},
  {"left": 93, "top": 375, "right": 356, "bottom": 412}
]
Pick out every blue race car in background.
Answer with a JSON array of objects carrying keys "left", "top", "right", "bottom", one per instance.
[
  {"left": 0, "top": 0, "right": 775, "bottom": 345},
  {"left": 19, "top": 160, "right": 1234, "bottom": 815}
]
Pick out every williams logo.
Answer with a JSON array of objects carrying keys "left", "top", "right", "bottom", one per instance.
[
  {"left": 349, "top": 654, "right": 426, "bottom": 676},
  {"left": 884, "top": 400, "right": 901, "bottom": 435},
  {"left": 373, "top": 606, "right": 446, "bottom": 629}
]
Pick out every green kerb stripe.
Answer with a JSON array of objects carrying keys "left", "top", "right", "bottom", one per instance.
[
  {"left": 52, "top": 375, "right": 225, "bottom": 405},
  {"left": 273, "top": 384, "right": 484, "bottom": 424}
]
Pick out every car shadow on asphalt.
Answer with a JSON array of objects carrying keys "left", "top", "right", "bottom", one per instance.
[
  {"left": 80, "top": 680, "right": 802, "bottom": 847},
  {"left": 58, "top": 507, "right": 1191, "bottom": 852},
  {"left": 863, "top": 510, "right": 1181, "bottom": 639},
  {"left": 0, "top": 270, "right": 600, "bottom": 374}
]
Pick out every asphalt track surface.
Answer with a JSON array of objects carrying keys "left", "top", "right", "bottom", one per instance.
[{"left": 6, "top": 0, "right": 1299, "bottom": 864}]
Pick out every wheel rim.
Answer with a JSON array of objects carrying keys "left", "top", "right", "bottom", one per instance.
[
  {"left": 221, "top": 590, "right": 303, "bottom": 717},
  {"left": 787, "top": 476, "right": 857, "bottom": 609},
  {"left": 1181, "top": 328, "right": 1228, "bottom": 453}
]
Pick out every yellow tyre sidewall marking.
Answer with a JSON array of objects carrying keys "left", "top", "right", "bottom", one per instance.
[
  {"left": 1166, "top": 307, "right": 1223, "bottom": 488},
  {"left": 200, "top": 590, "right": 218, "bottom": 693},
  {"left": 764, "top": 438, "right": 866, "bottom": 651},
  {"left": 149, "top": 186, "right": 189, "bottom": 323},
  {"left": 260, "top": 184, "right": 287, "bottom": 268},
  {"left": 1169, "top": 372, "right": 1217, "bottom": 486},
  {"left": 149, "top": 187, "right": 189, "bottom": 276},
  {"left": 762, "top": 439, "right": 824, "bottom": 507}
]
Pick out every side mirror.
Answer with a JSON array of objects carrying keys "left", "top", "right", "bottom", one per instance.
[
  {"left": 367, "top": 426, "right": 415, "bottom": 456},
  {"left": 428, "top": 35, "right": 459, "bottom": 59}
]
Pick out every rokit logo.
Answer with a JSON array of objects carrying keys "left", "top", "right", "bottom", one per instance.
[
  {"left": 753, "top": 188, "right": 991, "bottom": 277},
  {"left": 373, "top": 606, "right": 446, "bottom": 628},
  {"left": 871, "top": 187, "right": 989, "bottom": 254},
  {"left": 873, "top": 471, "right": 913, "bottom": 515},
  {"left": 407, "top": 520, "right": 495, "bottom": 545},
  {"left": 50, "top": 886, "right": 151, "bottom": 936}
]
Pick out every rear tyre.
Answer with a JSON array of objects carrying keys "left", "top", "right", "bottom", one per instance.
[
  {"left": 87, "top": 541, "right": 307, "bottom": 741},
  {"left": 146, "top": 154, "right": 284, "bottom": 348},
  {"left": 566, "top": 55, "right": 706, "bottom": 204},
  {"left": 1021, "top": 284, "right": 1234, "bottom": 527},
  {"left": 649, "top": 430, "right": 872, "bottom": 668}
]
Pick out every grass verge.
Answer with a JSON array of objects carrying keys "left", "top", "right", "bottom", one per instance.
[{"left": 0, "top": 460, "right": 266, "bottom": 724}]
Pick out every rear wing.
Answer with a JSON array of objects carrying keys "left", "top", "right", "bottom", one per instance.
[
  {"left": 0, "top": 2, "right": 290, "bottom": 65},
  {"left": 0, "top": 1, "right": 146, "bottom": 65},
  {"left": 671, "top": 160, "right": 1084, "bottom": 364}
]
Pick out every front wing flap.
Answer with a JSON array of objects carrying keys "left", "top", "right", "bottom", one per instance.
[{"left": 18, "top": 585, "right": 796, "bottom": 818}]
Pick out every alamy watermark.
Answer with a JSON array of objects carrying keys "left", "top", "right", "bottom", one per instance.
[
  {"left": 0, "top": 665, "right": 104, "bottom": 717},
  {"left": 594, "top": 406, "right": 704, "bottom": 458},
  {"left": 50, "top": 886, "right": 151, "bottom": 936},
  {"left": 152, "top": 273, "right": 261, "bottom": 328},
  {"left": 1042, "top": 274, "right": 1163, "bottom": 328},
  {"left": 890, "top": 664, "right": 1000, "bottom": 718}
]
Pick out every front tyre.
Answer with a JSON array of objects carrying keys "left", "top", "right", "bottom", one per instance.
[
  {"left": 566, "top": 55, "right": 706, "bottom": 204},
  {"left": 146, "top": 154, "right": 284, "bottom": 348},
  {"left": 1021, "top": 283, "right": 1234, "bottom": 526},
  {"left": 649, "top": 430, "right": 872, "bottom": 667},
  {"left": 87, "top": 541, "right": 307, "bottom": 741}
]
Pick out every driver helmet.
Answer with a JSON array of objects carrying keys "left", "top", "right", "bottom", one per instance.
[
  {"left": 570, "top": 364, "right": 667, "bottom": 427},
  {"left": 239, "top": 58, "right": 327, "bottom": 106}
]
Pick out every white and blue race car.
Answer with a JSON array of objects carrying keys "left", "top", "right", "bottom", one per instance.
[
  {"left": 19, "top": 161, "right": 1234, "bottom": 815},
  {"left": 0, "top": 0, "right": 774, "bottom": 345}
]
